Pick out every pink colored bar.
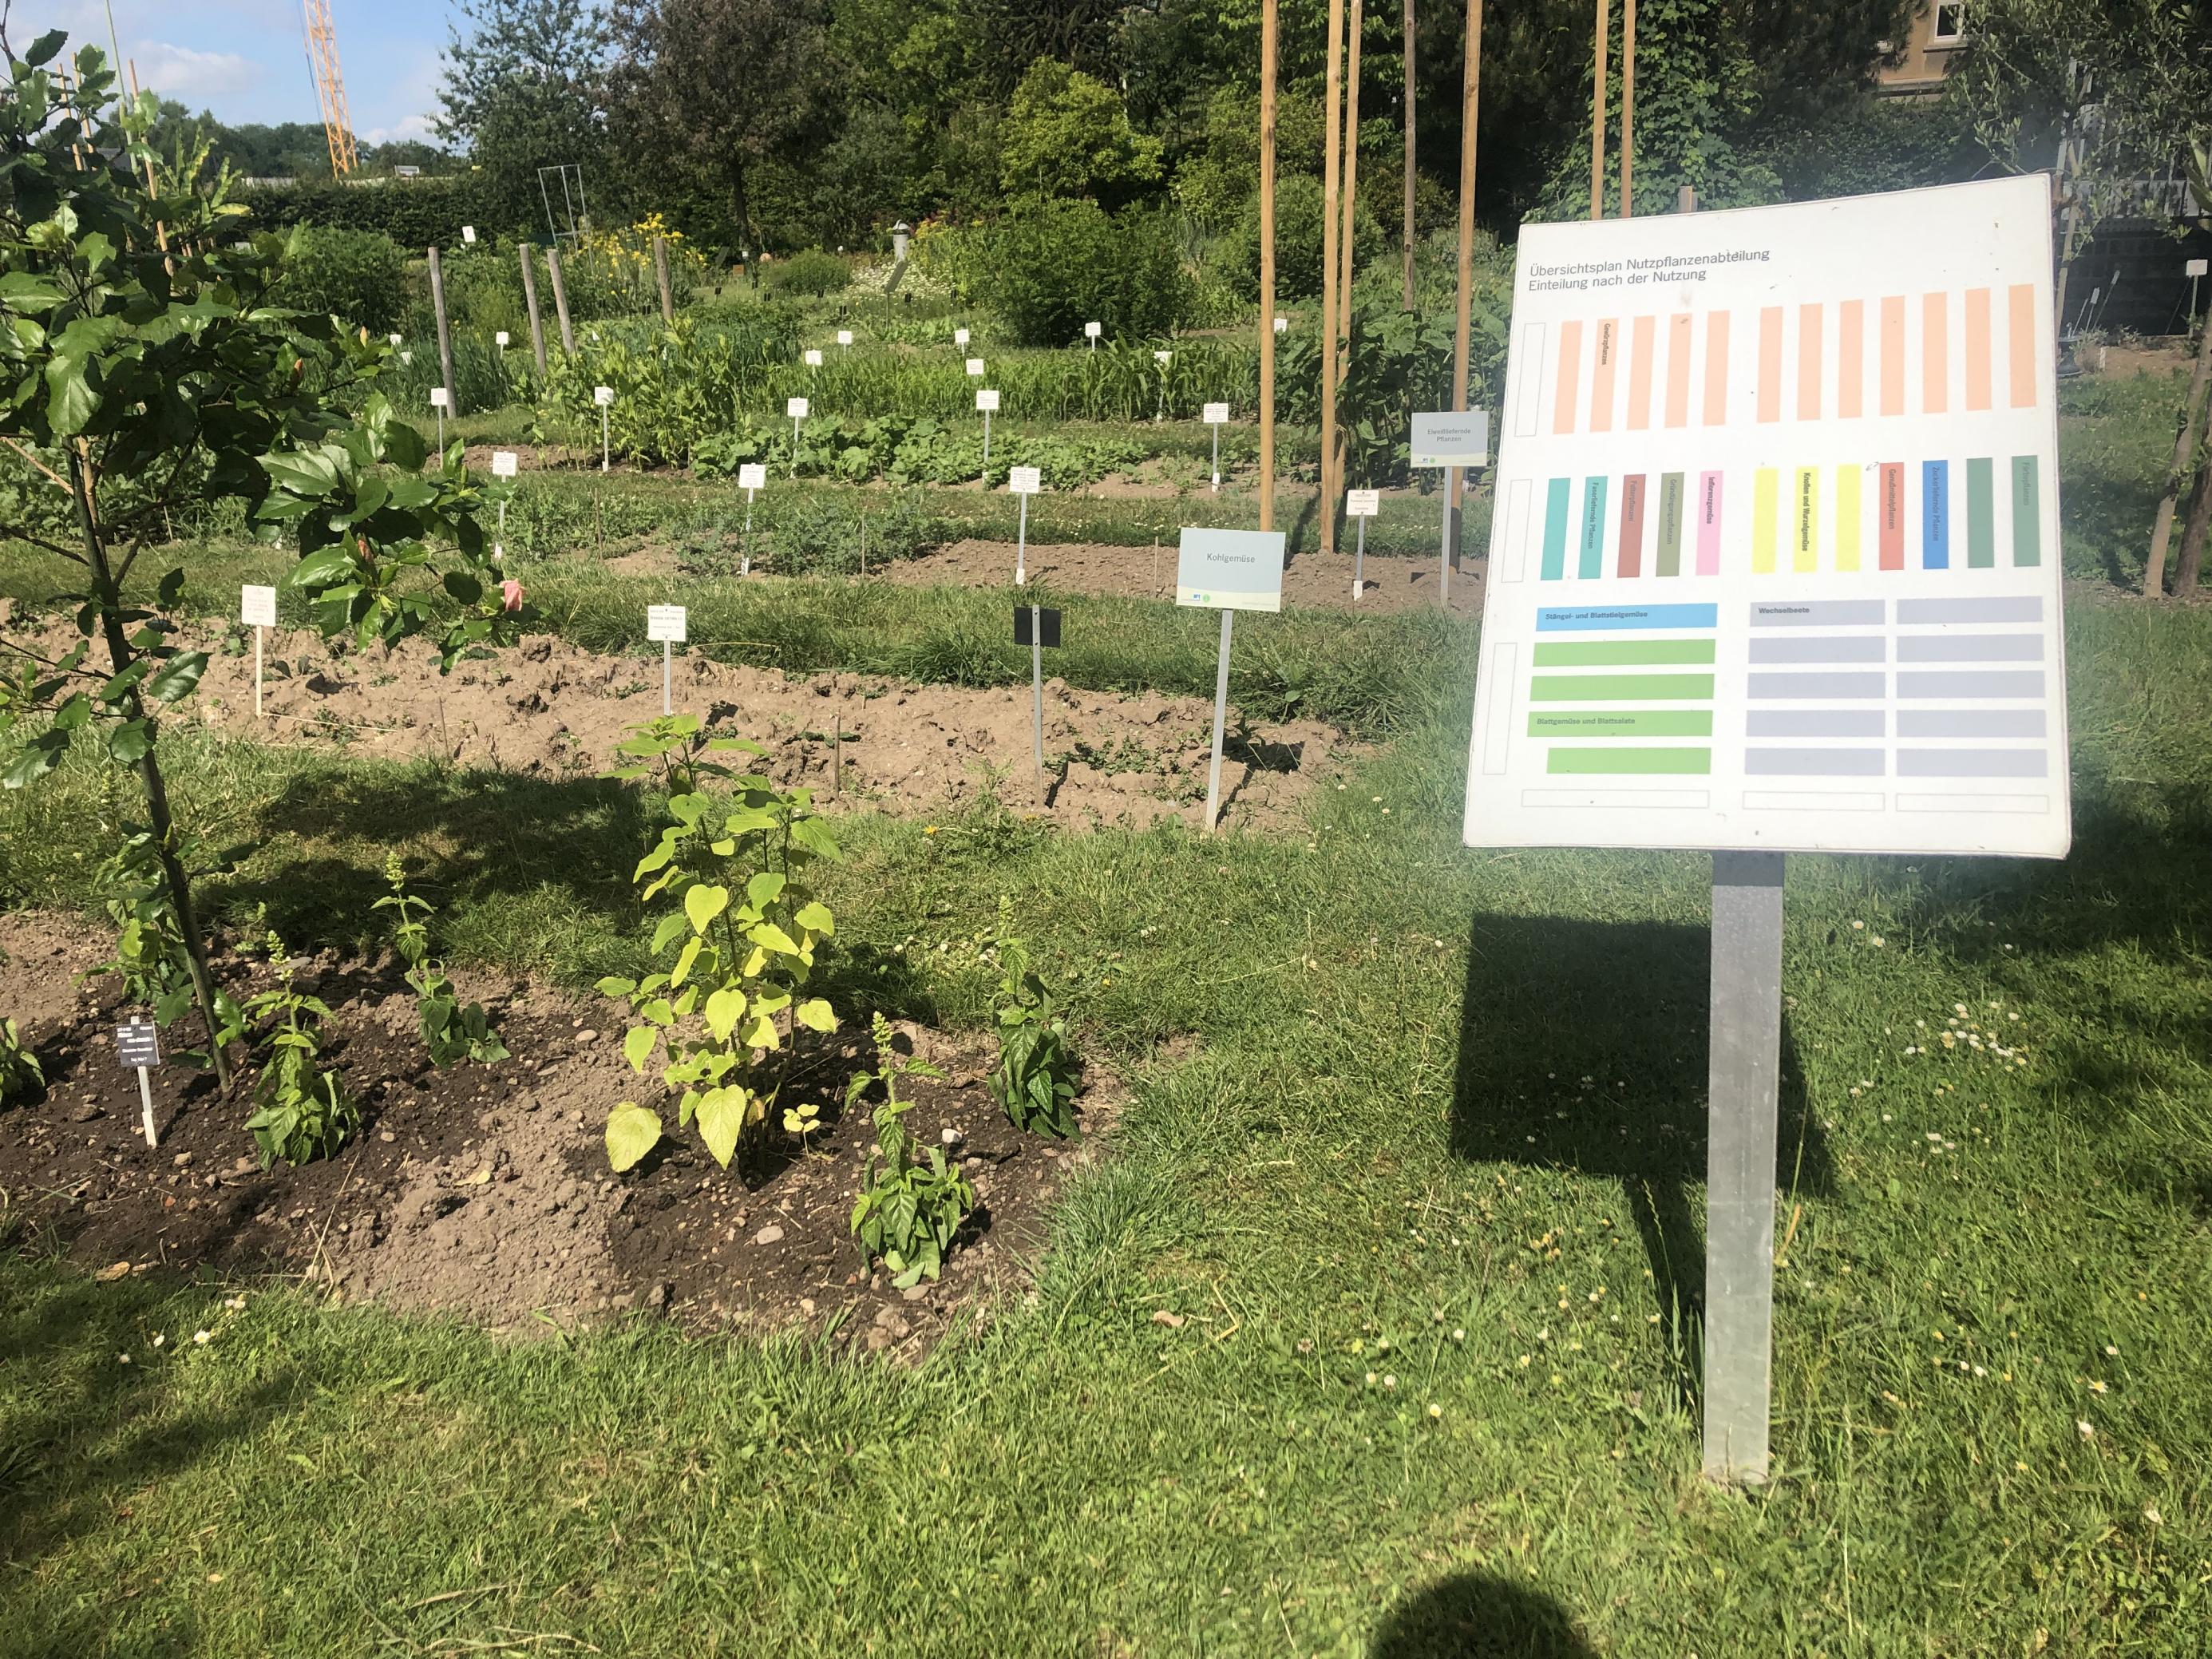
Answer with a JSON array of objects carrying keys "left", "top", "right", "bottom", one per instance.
[
  {"left": 1591, "top": 319, "right": 1620, "bottom": 432},
  {"left": 1797, "top": 303, "right": 1822, "bottom": 420},
  {"left": 1922, "top": 291, "right": 1949, "bottom": 414},
  {"left": 1964, "top": 287, "right": 1992, "bottom": 410},
  {"left": 1627, "top": 317, "right": 1656, "bottom": 430},
  {"left": 1703, "top": 311, "right": 1731, "bottom": 426},
  {"left": 1665, "top": 314, "right": 1692, "bottom": 427},
  {"left": 1696, "top": 470, "right": 1723, "bottom": 575},
  {"left": 1880, "top": 296, "right": 1905, "bottom": 416},
  {"left": 1838, "top": 299, "right": 1865, "bottom": 418},
  {"left": 1553, "top": 320, "right": 1583, "bottom": 434}
]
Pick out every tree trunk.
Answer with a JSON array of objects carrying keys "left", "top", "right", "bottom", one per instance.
[
  {"left": 653, "top": 235, "right": 675, "bottom": 323},
  {"left": 2175, "top": 458, "right": 2212, "bottom": 595},
  {"left": 545, "top": 245, "right": 576, "bottom": 354},
  {"left": 2145, "top": 315, "right": 2212, "bottom": 596},
  {"left": 67, "top": 449, "right": 232, "bottom": 1090},
  {"left": 1401, "top": 0, "right": 1416, "bottom": 309}
]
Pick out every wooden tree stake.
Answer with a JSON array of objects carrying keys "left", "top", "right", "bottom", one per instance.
[
  {"left": 1320, "top": 0, "right": 1346, "bottom": 558},
  {"left": 1259, "top": 0, "right": 1280, "bottom": 532}
]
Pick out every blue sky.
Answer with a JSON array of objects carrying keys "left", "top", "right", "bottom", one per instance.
[{"left": 27, "top": 0, "right": 453, "bottom": 144}]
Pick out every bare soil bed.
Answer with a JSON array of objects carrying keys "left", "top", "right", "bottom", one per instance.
[
  {"left": 20, "top": 619, "right": 1352, "bottom": 835},
  {"left": 881, "top": 537, "right": 1486, "bottom": 616},
  {"left": 0, "top": 913, "right": 1115, "bottom": 1356}
]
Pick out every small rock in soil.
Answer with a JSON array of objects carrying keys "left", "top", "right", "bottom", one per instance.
[{"left": 752, "top": 1224, "right": 785, "bottom": 1245}]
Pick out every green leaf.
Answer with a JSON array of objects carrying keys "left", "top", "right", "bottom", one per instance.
[
  {"left": 793, "top": 901, "right": 834, "bottom": 936},
  {"left": 684, "top": 884, "right": 729, "bottom": 934},
  {"left": 703, "top": 984, "right": 746, "bottom": 1041},
  {"left": 695, "top": 1087, "right": 746, "bottom": 1168},
  {"left": 290, "top": 548, "right": 355, "bottom": 590},
  {"left": 747, "top": 922, "right": 801, "bottom": 956},
  {"left": 793, "top": 999, "right": 837, "bottom": 1033},
  {"left": 669, "top": 936, "right": 702, "bottom": 987},
  {"left": 442, "top": 570, "right": 483, "bottom": 605},
  {"left": 594, "top": 976, "right": 637, "bottom": 998},
  {"left": 604, "top": 1102, "right": 662, "bottom": 1172},
  {"left": 25, "top": 29, "right": 65, "bottom": 66},
  {"left": 1, "top": 727, "right": 69, "bottom": 789},
  {"left": 622, "top": 1025, "right": 657, "bottom": 1071},
  {"left": 144, "top": 651, "right": 207, "bottom": 703},
  {"left": 746, "top": 871, "right": 786, "bottom": 910},
  {"left": 156, "top": 568, "right": 186, "bottom": 607},
  {"left": 105, "top": 719, "right": 152, "bottom": 763},
  {"left": 259, "top": 447, "right": 340, "bottom": 497},
  {"left": 740, "top": 1012, "right": 778, "bottom": 1051}
]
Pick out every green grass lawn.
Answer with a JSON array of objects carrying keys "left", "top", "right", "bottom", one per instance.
[{"left": 5, "top": 591, "right": 2210, "bottom": 1653}]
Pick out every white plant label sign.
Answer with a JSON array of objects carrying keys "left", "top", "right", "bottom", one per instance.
[
  {"left": 647, "top": 605, "right": 687, "bottom": 643},
  {"left": 1410, "top": 410, "right": 1490, "bottom": 469},
  {"left": 966, "top": 357, "right": 986, "bottom": 377},
  {"left": 1347, "top": 489, "right": 1381, "bottom": 518},
  {"left": 804, "top": 348, "right": 824, "bottom": 366},
  {"left": 976, "top": 389, "right": 1000, "bottom": 412},
  {"left": 239, "top": 584, "right": 278, "bottom": 628},
  {"left": 1203, "top": 402, "right": 1229, "bottom": 424},
  {"left": 1084, "top": 321, "right": 1102, "bottom": 339},
  {"left": 737, "top": 463, "right": 768, "bottom": 490},
  {"left": 1009, "top": 465, "right": 1043, "bottom": 495},
  {"left": 837, "top": 330, "right": 854, "bottom": 346},
  {"left": 490, "top": 450, "right": 518, "bottom": 478},
  {"left": 1275, "top": 317, "right": 1288, "bottom": 334},
  {"left": 461, "top": 225, "right": 477, "bottom": 244},
  {"left": 954, "top": 328, "right": 971, "bottom": 346},
  {"left": 787, "top": 396, "right": 810, "bottom": 418},
  {"left": 429, "top": 387, "right": 449, "bottom": 410},
  {"left": 495, "top": 331, "right": 510, "bottom": 346},
  {"left": 594, "top": 386, "right": 615, "bottom": 406}
]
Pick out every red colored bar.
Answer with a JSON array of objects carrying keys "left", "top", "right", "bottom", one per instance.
[
  {"left": 1879, "top": 461, "right": 1905, "bottom": 570},
  {"left": 1618, "top": 473, "right": 1647, "bottom": 578}
]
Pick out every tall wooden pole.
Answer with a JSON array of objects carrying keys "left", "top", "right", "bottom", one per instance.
[
  {"left": 1337, "top": 0, "right": 1366, "bottom": 505},
  {"left": 1259, "top": 0, "right": 1280, "bottom": 532},
  {"left": 653, "top": 234, "right": 675, "bottom": 323},
  {"left": 428, "top": 245, "right": 460, "bottom": 418},
  {"left": 1320, "top": 0, "right": 1347, "bottom": 557},
  {"left": 520, "top": 244, "right": 549, "bottom": 375},
  {"left": 546, "top": 244, "right": 576, "bottom": 354},
  {"left": 1620, "top": 0, "right": 1636, "bottom": 217},
  {"left": 1449, "top": 0, "right": 1482, "bottom": 561},
  {"left": 1590, "top": 0, "right": 1609, "bottom": 220},
  {"left": 1402, "top": 0, "right": 1418, "bottom": 307}
]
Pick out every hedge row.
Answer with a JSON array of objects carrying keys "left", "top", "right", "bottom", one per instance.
[{"left": 235, "top": 176, "right": 492, "bottom": 251}]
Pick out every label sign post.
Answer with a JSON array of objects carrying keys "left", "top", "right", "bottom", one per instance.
[
  {"left": 1346, "top": 489, "right": 1380, "bottom": 601},
  {"left": 1410, "top": 410, "right": 1490, "bottom": 604},
  {"left": 966, "top": 357, "right": 985, "bottom": 379},
  {"left": 1463, "top": 175, "right": 2071, "bottom": 1486},
  {"left": 429, "top": 385, "right": 449, "bottom": 451},
  {"left": 489, "top": 449, "right": 517, "bottom": 561},
  {"left": 1177, "top": 527, "right": 1287, "bottom": 833},
  {"left": 786, "top": 396, "right": 809, "bottom": 475},
  {"left": 117, "top": 1016, "right": 160, "bottom": 1149},
  {"left": 1009, "top": 465, "right": 1043, "bottom": 585},
  {"left": 2188, "top": 256, "right": 2208, "bottom": 325},
  {"left": 1154, "top": 350, "right": 1173, "bottom": 423},
  {"left": 1084, "top": 321, "right": 1102, "bottom": 350},
  {"left": 738, "top": 461, "right": 767, "bottom": 575},
  {"left": 954, "top": 327, "right": 971, "bottom": 349},
  {"left": 647, "top": 604, "right": 687, "bottom": 715},
  {"left": 594, "top": 384, "right": 614, "bottom": 472},
  {"left": 976, "top": 388, "right": 999, "bottom": 464},
  {"left": 240, "top": 584, "right": 277, "bottom": 716},
  {"left": 1014, "top": 604, "right": 1062, "bottom": 805},
  {"left": 804, "top": 347, "right": 823, "bottom": 368},
  {"left": 1203, "top": 402, "right": 1229, "bottom": 492},
  {"left": 837, "top": 329, "right": 853, "bottom": 349}
]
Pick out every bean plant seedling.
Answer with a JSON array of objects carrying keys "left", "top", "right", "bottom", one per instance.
[
  {"left": 216, "top": 934, "right": 357, "bottom": 1168},
  {"left": 848, "top": 1012, "right": 976, "bottom": 1287},
  {"left": 374, "top": 855, "right": 509, "bottom": 1068},
  {"left": 0, "top": 1016, "right": 42, "bottom": 1105},
  {"left": 986, "top": 896, "right": 1080, "bottom": 1137},
  {"left": 599, "top": 716, "right": 841, "bottom": 1174}
]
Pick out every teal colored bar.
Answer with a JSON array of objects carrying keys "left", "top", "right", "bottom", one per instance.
[
  {"left": 1541, "top": 477, "right": 1571, "bottom": 580},
  {"left": 1966, "top": 457, "right": 1995, "bottom": 568},
  {"left": 1579, "top": 476, "right": 1609, "bottom": 580},
  {"left": 2012, "top": 455, "right": 2041, "bottom": 566}
]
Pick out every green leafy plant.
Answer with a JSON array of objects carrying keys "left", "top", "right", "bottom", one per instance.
[
  {"left": 0, "top": 1018, "right": 43, "bottom": 1106},
  {"left": 848, "top": 1012, "right": 975, "bottom": 1287},
  {"left": 986, "top": 897, "right": 1080, "bottom": 1138},
  {"left": 78, "top": 826, "right": 245, "bottom": 1063},
  {"left": 374, "top": 854, "right": 508, "bottom": 1067},
  {"left": 599, "top": 715, "right": 841, "bottom": 1174},
  {"left": 216, "top": 934, "right": 356, "bottom": 1167},
  {"left": 763, "top": 248, "right": 852, "bottom": 298}
]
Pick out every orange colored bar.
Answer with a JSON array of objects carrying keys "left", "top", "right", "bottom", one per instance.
[
  {"left": 1838, "top": 299, "right": 1864, "bottom": 418},
  {"left": 1796, "top": 303, "right": 1822, "bottom": 421},
  {"left": 1703, "top": 311, "right": 1730, "bottom": 426},
  {"left": 1922, "top": 291, "right": 1948, "bottom": 414},
  {"left": 1553, "top": 319, "right": 1583, "bottom": 434},
  {"left": 1627, "top": 316, "right": 1656, "bottom": 430},
  {"left": 1964, "top": 287, "right": 1992, "bottom": 410},
  {"left": 1880, "top": 296, "right": 1905, "bottom": 416},
  {"left": 1591, "top": 319, "right": 1620, "bottom": 433},
  {"left": 1757, "top": 306, "right": 1783, "bottom": 424},
  {"left": 2008, "top": 283, "right": 2037, "bottom": 407},
  {"left": 1665, "top": 314, "right": 1692, "bottom": 427}
]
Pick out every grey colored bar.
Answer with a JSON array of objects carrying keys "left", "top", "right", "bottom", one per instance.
[
  {"left": 1897, "top": 596, "right": 2043, "bottom": 624},
  {"left": 1897, "top": 633, "right": 2043, "bottom": 663},
  {"left": 1748, "top": 671, "right": 1885, "bottom": 699},
  {"left": 1744, "top": 749, "right": 1886, "bottom": 776},
  {"left": 1897, "top": 749, "right": 2048, "bottom": 778},
  {"left": 1750, "top": 635, "right": 1886, "bottom": 664},
  {"left": 1897, "top": 670, "right": 2044, "bottom": 699},
  {"left": 1897, "top": 708, "right": 2046, "bottom": 738},
  {"left": 1749, "top": 600, "right": 1884, "bottom": 628},
  {"left": 1747, "top": 709, "right": 1885, "bottom": 738}
]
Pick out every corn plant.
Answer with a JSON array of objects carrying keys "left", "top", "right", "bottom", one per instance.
[
  {"left": 374, "top": 855, "right": 508, "bottom": 1068},
  {"left": 216, "top": 934, "right": 355, "bottom": 1168},
  {"left": 599, "top": 716, "right": 841, "bottom": 1174},
  {"left": 986, "top": 897, "right": 1080, "bottom": 1138},
  {"left": 849, "top": 1012, "right": 975, "bottom": 1287}
]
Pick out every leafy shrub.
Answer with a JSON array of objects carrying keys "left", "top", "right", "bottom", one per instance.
[
  {"left": 273, "top": 225, "right": 408, "bottom": 332},
  {"left": 986, "top": 898, "right": 1078, "bottom": 1137},
  {"left": 218, "top": 936, "right": 356, "bottom": 1169},
  {"left": 849, "top": 1012, "right": 975, "bottom": 1286},
  {"left": 958, "top": 199, "right": 1189, "bottom": 346},
  {"left": 765, "top": 248, "right": 853, "bottom": 299},
  {"left": 1230, "top": 172, "right": 1386, "bottom": 303},
  {"left": 235, "top": 175, "right": 486, "bottom": 249},
  {"left": 1277, "top": 292, "right": 1504, "bottom": 485}
]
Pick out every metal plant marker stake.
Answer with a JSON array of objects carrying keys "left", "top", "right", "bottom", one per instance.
[
  {"left": 661, "top": 638, "right": 672, "bottom": 717},
  {"left": 742, "top": 487, "right": 754, "bottom": 576},
  {"left": 1015, "top": 493, "right": 1028, "bottom": 586},
  {"left": 1438, "top": 465, "right": 1453, "bottom": 603},
  {"left": 1030, "top": 607, "right": 1046, "bottom": 805},
  {"left": 1204, "top": 609, "right": 1233, "bottom": 833},
  {"left": 1704, "top": 849, "right": 1784, "bottom": 1484},
  {"left": 1354, "top": 514, "right": 1366, "bottom": 602}
]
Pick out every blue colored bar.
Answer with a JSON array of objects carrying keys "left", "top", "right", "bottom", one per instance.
[
  {"left": 1541, "top": 478, "right": 1571, "bottom": 581},
  {"left": 1579, "top": 476, "right": 1609, "bottom": 580},
  {"left": 1536, "top": 604, "right": 1722, "bottom": 632},
  {"left": 1921, "top": 459, "right": 1949, "bottom": 570}
]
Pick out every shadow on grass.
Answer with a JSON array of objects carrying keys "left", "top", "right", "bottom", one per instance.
[
  {"left": 1370, "top": 1569, "right": 1595, "bottom": 1658},
  {"left": 1448, "top": 913, "right": 1832, "bottom": 1409}
]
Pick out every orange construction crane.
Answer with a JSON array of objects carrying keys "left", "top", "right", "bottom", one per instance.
[{"left": 302, "top": 0, "right": 359, "bottom": 175}]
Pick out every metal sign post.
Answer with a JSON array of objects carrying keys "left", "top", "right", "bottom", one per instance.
[
  {"left": 1175, "top": 527, "right": 1287, "bottom": 835},
  {"left": 1014, "top": 605, "right": 1061, "bottom": 806},
  {"left": 647, "top": 605, "right": 686, "bottom": 716},
  {"left": 786, "top": 396, "right": 809, "bottom": 476},
  {"left": 490, "top": 449, "right": 517, "bottom": 562},
  {"left": 1009, "top": 465, "right": 1041, "bottom": 586},
  {"left": 429, "top": 385, "right": 449, "bottom": 452},
  {"left": 1084, "top": 321, "right": 1101, "bottom": 350},
  {"left": 117, "top": 1016, "right": 160, "bottom": 1149},
  {"left": 1203, "top": 402, "right": 1229, "bottom": 492},
  {"left": 1205, "top": 608, "right": 1233, "bottom": 833},
  {"left": 738, "top": 462, "right": 766, "bottom": 575},
  {"left": 977, "top": 388, "right": 999, "bottom": 465},
  {"left": 1409, "top": 410, "right": 1490, "bottom": 605},
  {"left": 594, "top": 384, "right": 614, "bottom": 471},
  {"left": 1346, "top": 489, "right": 1379, "bottom": 601},
  {"left": 1154, "top": 350, "right": 1172, "bottom": 423}
]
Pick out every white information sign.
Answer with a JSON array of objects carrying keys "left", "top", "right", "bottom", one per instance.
[
  {"left": 737, "top": 462, "right": 768, "bottom": 490},
  {"left": 1154, "top": 350, "right": 1173, "bottom": 366},
  {"left": 804, "top": 348, "right": 824, "bottom": 366},
  {"left": 389, "top": 333, "right": 403, "bottom": 346},
  {"left": 1084, "top": 321, "right": 1102, "bottom": 339},
  {"left": 966, "top": 357, "right": 986, "bottom": 377},
  {"left": 1275, "top": 316, "right": 1289, "bottom": 334},
  {"left": 954, "top": 327, "right": 971, "bottom": 346},
  {"left": 1177, "top": 527, "right": 1286, "bottom": 613},
  {"left": 239, "top": 584, "right": 277, "bottom": 628},
  {"left": 1347, "top": 488, "right": 1381, "bottom": 517},
  {"left": 461, "top": 225, "right": 477, "bottom": 244},
  {"left": 495, "top": 330, "right": 510, "bottom": 346},
  {"left": 647, "top": 605, "right": 687, "bottom": 643},
  {"left": 786, "top": 396, "right": 810, "bottom": 418},
  {"left": 837, "top": 330, "right": 853, "bottom": 346},
  {"left": 428, "top": 387, "right": 449, "bottom": 410},
  {"left": 1008, "top": 465, "right": 1043, "bottom": 495},
  {"left": 490, "top": 449, "right": 518, "bottom": 478},
  {"left": 1463, "top": 176, "right": 2069, "bottom": 858},
  {"left": 1411, "top": 410, "right": 1490, "bottom": 468},
  {"left": 975, "top": 389, "right": 1000, "bottom": 413},
  {"left": 1203, "top": 402, "right": 1229, "bottom": 424},
  {"left": 593, "top": 385, "right": 615, "bottom": 406},
  {"left": 2187, "top": 258, "right": 2209, "bottom": 278}
]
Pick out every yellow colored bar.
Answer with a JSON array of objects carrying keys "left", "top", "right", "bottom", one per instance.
[
  {"left": 1835, "top": 463, "right": 1862, "bottom": 572},
  {"left": 1752, "top": 468, "right": 1779, "bottom": 574},
  {"left": 1792, "top": 467, "right": 1818, "bottom": 572}
]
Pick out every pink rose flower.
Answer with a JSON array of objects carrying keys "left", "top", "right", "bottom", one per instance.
[{"left": 501, "top": 579, "right": 524, "bottom": 612}]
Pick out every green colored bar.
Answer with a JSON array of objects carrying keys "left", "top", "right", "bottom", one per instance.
[
  {"left": 1966, "top": 457, "right": 1996, "bottom": 568},
  {"left": 1533, "top": 639, "right": 1715, "bottom": 666},
  {"left": 2012, "top": 455, "right": 2040, "bottom": 566},
  {"left": 1529, "top": 673, "right": 1715, "bottom": 702},
  {"left": 1657, "top": 473, "right": 1685, "bottom": 576},
  {"left": 1546, "top": 747, "right": 1713, "bottom": 774},
  {"left": 1579, "top": 477, "right": 1609, "bottom": 579},
  {"left": 1529, "top": 710, "right": 1714, "bottom": 736},
  {"left": 1541, "top": 478, "right": 1571, "bottom": 580}
]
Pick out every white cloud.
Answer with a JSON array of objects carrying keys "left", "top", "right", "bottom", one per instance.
[
  {"left": 133, "top": 41, "right": 263, "bottom": 101},
  {"left": 364, "top": 111, "right": 438, "bottom": 147}
]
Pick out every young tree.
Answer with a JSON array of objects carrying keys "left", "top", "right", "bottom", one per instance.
[
  {"left": 999, "top": 58, "right": 1165, "bottom": 206},
  {"left": 0, "top": 35, "right": 521, "bottom": 1082}
]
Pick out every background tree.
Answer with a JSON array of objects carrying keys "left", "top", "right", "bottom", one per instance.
[
  {"left": 999, "top": 58, "right": 1165, "bottom": 206},
  {"left": 439, "top": 0, "right": 611, "bottom": 236}
]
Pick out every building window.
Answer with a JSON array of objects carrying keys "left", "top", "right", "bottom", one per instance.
[{"left": 1933, "top": 3, "right": 1967, "bottom": 42}]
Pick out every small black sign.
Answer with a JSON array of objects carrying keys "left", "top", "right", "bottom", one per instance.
[
  {"left": 1014, "top": 606, "right": 1062, "bottom": 648},
  {"left": 116, "top": 1018, "right": 160, "bottom": 1070}
]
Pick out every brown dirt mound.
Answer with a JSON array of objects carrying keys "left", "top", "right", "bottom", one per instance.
[
  {"left": 0, "top": 925, "right": 1118, "bottom": 1356},
  {"left": 23, "top": 620, "right": 1353, "bottom": 835}
]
